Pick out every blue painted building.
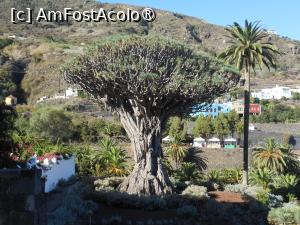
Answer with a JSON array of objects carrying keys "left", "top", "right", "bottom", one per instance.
[{"left": 191, "top": 102, "right": 233, "bottom": 117}]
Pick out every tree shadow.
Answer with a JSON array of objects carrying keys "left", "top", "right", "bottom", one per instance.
[
  {"left": 184, "top": 147, "right": 208, "bottom": 171},
  {"left": 82, "top": 183, "right": 269, "bottom": 225}
]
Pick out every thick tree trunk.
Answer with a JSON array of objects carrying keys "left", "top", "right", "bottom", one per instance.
[{"left": 118, "top": 110, "right": 173, "bottom": 195}]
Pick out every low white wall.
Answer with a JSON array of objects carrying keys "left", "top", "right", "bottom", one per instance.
[{"left": 42, "top": 156, "right": 75, "bottom": 193}]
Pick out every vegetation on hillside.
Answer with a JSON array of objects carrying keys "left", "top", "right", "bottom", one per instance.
[{"left": 0, "top": 0, "right": 299, "bottom": 102}]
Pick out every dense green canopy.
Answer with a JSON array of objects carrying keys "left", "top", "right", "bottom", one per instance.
[{"left": 64, "top": 36, "right": 240, "bottom": 119}]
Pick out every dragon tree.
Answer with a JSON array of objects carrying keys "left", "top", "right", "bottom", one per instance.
[{"left": 64, "top": 36, "right": 240, "bottom": 195}]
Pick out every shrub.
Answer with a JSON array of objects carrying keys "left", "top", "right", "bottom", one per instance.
[
  {"left": 224, "top": 184, "right": 283, "bottom": 208},
  {"left": 256, "top": 190, "right": 269, "bottom": 206},
  {"left": 181, "top": 185, "right": 209, "bottom": 200},
  {"left": 249, "top": 168, "right": 274, "bottom": 189},
  {"left": 207, "top": 168, "right": 242, "bottom": 185},
  {"left": 169, "top": 176, "right": 187, "bottom": 193},
  {"left": 272, "top": 174, "right": 299, "bottom": 198},
  {"left": 208, "top": 169, "right": 222, "bottom": 182},
  {"left": 29, "top": 107, "right": 73, "bottom": 142},
  {"left": 176, "top": 205, "right": 198, "bottom": 218},
  {"left": 224, "top": 184, "right": 249, "bottom": 194},
  {"left": 224, "top": 184, "right": 264, "bottom": 198},
  {"left": 273, "top": 174, "right": 299, "bottom": 190},
  {"left": 268, "top": 203, "right": 300, "bottom": 225},
  {"left": 102, "top": 120, "right": 125, "bottom": 138},
  {"left": 220, "top": 168, "right": 242, "bottom": 184},
  {"left": 268, "top": 194, "right": 284, "bottom": 208},
  {"left": 48, "top": 195, "right": 98, "bottom": 225},
  {"left": 94, "top": 177, "right": 124, "bottom": 191},
  {"left": 175, "top": 162, "right": 198, "bottom": 181},
  {"left": 100, "top": 138, "right": 128, "bottom": 176}
]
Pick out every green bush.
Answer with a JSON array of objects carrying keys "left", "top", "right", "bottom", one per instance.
[
  {"left": 100, "top": 138, "right": 128, "bottom": 176},
  {"left": 29, "top": 107, "right": 73, "bottom": 142},
  {"left": 272, "top": 174, "right": 299, "bottom": 199},
  {"left": 175, "top": 162, "right": 198, "bottom": 182},
  {"left": 72, "top": 117, "right": 126, "bottom": 143},
  {"left": 75, "top": 139, "right": 128, "bottom": 177},
  {"left": 249, "top": 168, "right": 274, "bottom": 189},
  {"left": 256, "top": 190, "right": 269, "bottom": 206},
  {"left": 268, "top": 203, "right": 300, "bottom": 225},
  {"left": 94, "top": 177, "right": 124, "bottom": 191},
  {"left": 207, "top": 168, "right": 242, "bottom": 185},
  {"left": 181, "top": 185, "right": 209, "bottom": 200}
]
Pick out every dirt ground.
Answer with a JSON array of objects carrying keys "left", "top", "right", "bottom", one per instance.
[
  {"left": 199, "top": 147, "right": 250, "bottom": 170},
  {"left": 208, "top": 191, "right": 249, "bottom": 203}
]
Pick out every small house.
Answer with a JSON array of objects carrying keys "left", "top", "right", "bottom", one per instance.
[
  {"left": 37, "top": 154, "right": 75, "bottom": 193},
  {"left": 66, "top": 87, "right": 79, "bottom": 98},
  {"left": 207, "top": 137, "right": 221, "bottom": 149},
  {"left": 193, "top": 137, "right": 206, "bottom": 148},
  {"left": 224, "top": 138, "right": 237, "bottom": 149},
  {"left": 5, "top": 95, "right": 17, "bottom": 106}
]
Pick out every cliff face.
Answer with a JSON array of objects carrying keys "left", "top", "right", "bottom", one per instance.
[{"left": 0, "top": 0, "right": 299, "bottom": 103}]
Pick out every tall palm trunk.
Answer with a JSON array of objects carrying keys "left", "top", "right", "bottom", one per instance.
[{"left": 242, "top": 63, "right": 250, "bottom": 185}]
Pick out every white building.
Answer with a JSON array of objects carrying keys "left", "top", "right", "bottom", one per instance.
[
  {"left": 291, "top": 86, "right": 300, "bottom": 94},
  {"left": 65, "top": 87, "right": 79, "bottom": 97},
  {"left": 40, "top": 155, "right": 75, "bottom": 193},
  {"left": 193, "top": 137, "right": 206, "bottom": 148},
  {"left": 251, "top": 85, "right": 292, "bottom": 100}
]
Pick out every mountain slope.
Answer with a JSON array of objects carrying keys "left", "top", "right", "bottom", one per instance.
[{"left": 0, "top": 0, "right": 299, "bottom": 103}]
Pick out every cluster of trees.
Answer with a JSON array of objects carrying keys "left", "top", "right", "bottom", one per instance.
[
  {"left": 15, "top": 106, "right": 126, "bottom": 144},
  {"left": 192, "top": 111, "right": 243, "bottom": 142},
  {"left": 251, "top": 100, "right": 300, "bottom": 123}
]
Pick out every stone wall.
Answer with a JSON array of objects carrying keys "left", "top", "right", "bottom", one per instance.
[{"left": 0, "top": 169, "right": 47, "bottom": 225}]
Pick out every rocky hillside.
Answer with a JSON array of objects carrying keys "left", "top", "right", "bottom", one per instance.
[{"left": 0, "top": 0, "right": 300, "bottom": 104}]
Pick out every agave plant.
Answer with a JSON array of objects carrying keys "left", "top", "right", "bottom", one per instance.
[
  {"left": 249, "top": 167, "right": 274, "bottom": 189},
  {"left": 221, "top": 168, "right": 242, "bottom": 184},
  {"left": 273, "top": 174, "right": 299, "bottom": 189},
  {"left": 253, "top": 138, "right": 296, "bottom": 173},
  {"left": 100, "top": 138, "right": 127, "bottom": 176},
  {"left": 74, "top": 145, "right": 95, "bottom": 175},
  {"left": 208, "top": 169, "right": 222, "bottom": 182}
]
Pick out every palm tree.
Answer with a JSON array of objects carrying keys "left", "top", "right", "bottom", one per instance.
[
  {"left": 253, "top": 138, "right": 299, "bottom": 173},
  {"left": 166, "top": 133, "right": 188, "bottom": 169},
  {"left": 219, "top": 20, "right": 279, "bottom": 185}
]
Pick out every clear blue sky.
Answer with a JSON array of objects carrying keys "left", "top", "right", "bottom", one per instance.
[{"left": 103, "top": 0, "right": 300, "bottom": 40}]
